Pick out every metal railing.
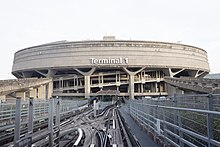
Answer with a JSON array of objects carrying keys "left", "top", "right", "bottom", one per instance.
[
  {"left": 0, "top": 97, "right": 88, "bottom": 147},
  {"left": 125, "top": 94, "right": 220, "bottom": 147},
  {"left": 0, "top": 98, "right": 87, "bottom": 129}
]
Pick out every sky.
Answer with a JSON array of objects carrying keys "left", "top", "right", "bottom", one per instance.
[{"left": 0, "top": 0, "right": 220, "bottom": 80}]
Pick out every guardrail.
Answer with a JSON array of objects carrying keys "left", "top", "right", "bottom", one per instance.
[
  {"left": 0, "top": 98, "right": 87, "bottom": 128},
  {"left": 0, "top": 97, "right": 88, "bottom": 146},
  {"left": 125, "top": 94, "right": 220, "bottom": 147}
]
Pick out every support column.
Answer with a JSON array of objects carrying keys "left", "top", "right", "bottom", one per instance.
[
  {"left": 59, "top": 77, "right": 63, "bottom": 89},
  {"left": 47, "top": 69, "right": 56, "bottom": 78},
  {"left": 76, "top": 76, "right": 79, "bottom": 86},
  {"left": 15, "top": 92, "right": 26, "bottom": 100},
  {"left": 123, "top": 66, "right": 146, "bottom": 99},
  {"left": 38, "top": 85, "right": 46, "bottom": 99},
  {"left": 141, "top": 71, "right": 145, "bottom": 94},
  {"left": 168, "top": 68, "right": 185, "bottom": 77},
  {"left": 0, "top": 95, "right": 6, "bottom": 102},
  {"left": 75, "top": 67, "right": 96, "bottom": 99},
  {"left": 129, "top": 75, "right": 135, "bottom": 99},
  {"left": 84, "top": 75, "right": 91, "bottom": 99},
  {"left": 29, "top": 88, "right": 37, "bottom": 99},
  {"left": 98, "top": 73, "right": 103, "bottom": 88},
  {"left": 155, "top": 82, "right": 158, "bottom": 92},
  {"left": 141, "top": 84, "right": 144, "bottom": 93},
  {"left": 48, "top": 81, "right": 53, "bottom": 99}
]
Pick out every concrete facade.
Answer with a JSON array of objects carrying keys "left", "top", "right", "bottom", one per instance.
[
  {"left": 164, "top": 76, "right": 220, "bottom": 94},
  {"left": 12, "top": 37, "right": 210, "bottom": 99},
  {"left": 0, "top": 78, "right": 53, "bottom": 101}
]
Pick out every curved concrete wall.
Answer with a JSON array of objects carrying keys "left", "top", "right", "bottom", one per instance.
[{"left": 12, "top": 40, "right": 209, "bottom": 73}]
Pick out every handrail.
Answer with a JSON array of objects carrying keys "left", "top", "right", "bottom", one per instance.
[
  {"left": 127, "top": 94, "right": 220, "bottom": 147},
  {"left": 0, "top": 99, "right": 88, "bottom": 128}
]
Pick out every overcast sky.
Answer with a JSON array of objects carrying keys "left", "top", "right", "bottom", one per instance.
[{"left": 0, "top": 0, "right": 220, "bottom": 80}]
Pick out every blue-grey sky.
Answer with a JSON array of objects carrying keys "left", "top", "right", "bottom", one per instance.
[{"left": 0, "top": 0, "right": 220, "bottom": 79}]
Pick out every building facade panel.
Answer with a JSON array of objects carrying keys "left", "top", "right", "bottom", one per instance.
[{"left": 12, "top": 38, "right": 210, "bottom": 99}]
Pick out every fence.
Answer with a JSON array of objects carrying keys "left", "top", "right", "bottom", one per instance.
[
  {"left": 125, "top": 94, "right": 220, "bottom": 147},
  {"left": 0, "top": 98, "right": 87, "bottom": 128},
  {"left": 0, "top": 97, "right": 88, "bottom": 146}
]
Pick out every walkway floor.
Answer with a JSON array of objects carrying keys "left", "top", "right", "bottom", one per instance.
[{"left": 119, "top": 105, "right": 158, "bottom": 147}]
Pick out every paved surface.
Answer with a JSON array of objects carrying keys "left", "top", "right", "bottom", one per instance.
[{"left": 119, "top": 105, "right": 158, "bottom": 147}]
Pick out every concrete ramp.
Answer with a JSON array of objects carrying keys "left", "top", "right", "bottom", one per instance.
[
  {"left": 0, "top": 78, "right": 52, "bottom": 96},
  {"left": 164, "top": 77, "right": 220, "bottom": 94}
]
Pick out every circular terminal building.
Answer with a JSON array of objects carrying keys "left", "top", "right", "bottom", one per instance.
[{"left": 12, "top": 36, "right": 210, "bottom": 99}]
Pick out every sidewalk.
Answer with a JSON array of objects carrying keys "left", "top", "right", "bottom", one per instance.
[{"left": 119, "top": 106, "right": 158, "bottom": 147}]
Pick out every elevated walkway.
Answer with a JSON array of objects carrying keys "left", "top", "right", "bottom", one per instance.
[
  {"left": 119, "top": 105, "right": 158, "bottom": 147},
  {"left": 0, "top": 78, "right": 52, "bottom": 96},
  {"left": 164, "top": 77, "right": 220, "bottom": 94}
]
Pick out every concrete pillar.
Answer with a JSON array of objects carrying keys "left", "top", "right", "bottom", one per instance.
[
  {"left": 76, "top": 77, "right": 79, "bottom": 86},
  {"left": 129, "top": 75, "right": 135, "bottom": 99},
  {"left": 84, "top": 75, "right": 90, "bottom": 99},
  {"left": 48, "top": 81, "right": 53, "bottom": 98},
  {"left": 47, "top": 69, "right": 56, "bottom": 78},
  {"left": 15, "top": 92, "right": 26, "bottom": 100},
  {"left": 160, "top": 83, "right": 164, "bottom": 92},
  {"left": 168, "top": 68, "right": 185, "bottom": 77},
  {"left": 117, "top": 86, "right": 119, "bottom": 91},
  {"left": 29, "top": 88, "right": 37, "bottom": 98},
  {"left": 75, "top": 67, "right": 96, "bottom": 99},
  {"left": 98, "top": 73, "right": 103, "bottom": 88},
  {"left": 138, "top": 83, "right": 141, "bottom": 93},
  {"left": 122, "top": 67, "right": 146, "bottom": 99},
  {"left": 74, "top": 77, "right": 76, "bottom": 86},
  {"left": 141, "top": 84, "right": 144, "bottom": 93},
  {"left": 116, "top": 73, "right": 118, "bottom": 82},
  {"left": 155, "top": 82, "right": 158, "bottom": 92},
  {"left": 38, "top": 85, "right": 46, "bottom": 99},
  {"left": 22, "top": 72, "right": 32, "bottom": 78},
  {"left": 0, "top": 95, "right": 6, "bottom": 102}
]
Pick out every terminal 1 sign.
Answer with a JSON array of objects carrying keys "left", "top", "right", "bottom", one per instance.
[{"left": 90, "top": 57, "right": 128, "bottom": 64}]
